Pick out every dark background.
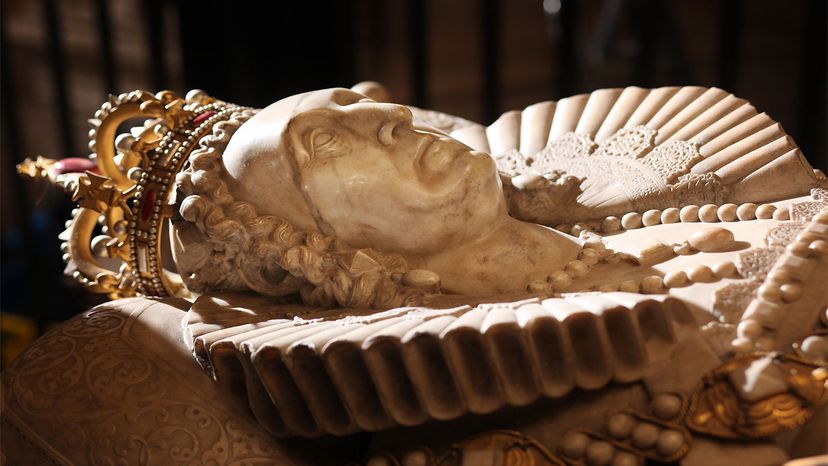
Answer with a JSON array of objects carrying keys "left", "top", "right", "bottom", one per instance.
[{"left": 1, "top": 0, "right": 826, "bottom": 365}]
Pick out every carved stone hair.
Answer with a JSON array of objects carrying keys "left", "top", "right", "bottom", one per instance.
[{"left": 173, "top": 110, "right": 425, "bottom": 309}]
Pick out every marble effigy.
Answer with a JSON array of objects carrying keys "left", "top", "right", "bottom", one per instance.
[{"left": 5, "top": 82, "right": 828, "bottom": 466}]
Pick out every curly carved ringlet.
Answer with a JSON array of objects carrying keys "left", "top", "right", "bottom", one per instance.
[{"left": 174, "top": 126, "right": 427, "bottom": 309}]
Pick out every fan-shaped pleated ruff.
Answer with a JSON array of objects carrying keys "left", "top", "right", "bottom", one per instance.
[
  {"left": 452, "top": 86, "right": 821, "bottom": 204},
  {"left": 186, "top": 292, "right": 695, "bottom": 437}
]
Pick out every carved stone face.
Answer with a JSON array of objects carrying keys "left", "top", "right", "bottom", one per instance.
[{"left": 222, "top": 88, "right": 504, "bottom": 255}]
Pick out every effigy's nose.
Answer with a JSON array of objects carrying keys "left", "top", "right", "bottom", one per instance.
[
  {"left": 363, "top": 102, "right": 412, "bottom": 124},
  {"left": 370, "top": 104, "right": 413, "bottom": 146},
  {"left": 345, "top": 100, "right": 411, "bottom": 126}
]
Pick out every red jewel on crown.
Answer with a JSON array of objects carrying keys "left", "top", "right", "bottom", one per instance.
[
  {"left": 54, "top": 157, "right": 98, "bottom": 174},
  {"left": 192, "top": 110, "right": 216, "bottom": 125}
]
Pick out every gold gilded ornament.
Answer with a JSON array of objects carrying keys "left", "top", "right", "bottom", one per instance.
[
  {"left": 17, "top": 90, "right": 250, "bottom": 299},
  {"left": 686, "top": 352, "right": 828, "bottom": 439},
  {"left": 16, "top": 156, "right": 58, "bottom": 180},
  {"left": 433, "top": 430, "right": 566, "bottom": 466}
]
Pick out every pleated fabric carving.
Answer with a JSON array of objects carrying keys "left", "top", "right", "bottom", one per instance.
[{"left": 449, "top": 87, "right": 826, "bottom": 226}]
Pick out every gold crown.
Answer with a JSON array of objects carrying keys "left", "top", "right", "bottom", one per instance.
[{"left": 18, "top": 90, "right": 250, "bottom": 299}]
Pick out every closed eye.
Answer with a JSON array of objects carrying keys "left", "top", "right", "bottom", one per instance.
[
  {"left": 312, "top": 131, "right": 335, "bottom": 148},
  {"left": 309, "top": 129, "right": 348, "bottom": 161}
]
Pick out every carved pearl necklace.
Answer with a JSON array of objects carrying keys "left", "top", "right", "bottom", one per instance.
[
  {"left": 526, "top": 235, "right": 620, "bottom": 295},
  {"left": 533, "top": 227, "right": 743, "bottom": 296},
  {"left": 559, "top": 202, "right": 790, "bottom": 238}
]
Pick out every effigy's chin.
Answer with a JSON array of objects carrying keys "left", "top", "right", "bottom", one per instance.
[{"left": 5, "top": 85, "right": 828, "bottom": 466}]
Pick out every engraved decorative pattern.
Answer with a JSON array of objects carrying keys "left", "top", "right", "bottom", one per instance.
[
  {"left": 669, "top": 172, "right": 728, "bottom": 207},
  {"left": 593, "top": 126, "right": 656, "bottom": 159},
  {"left": 2, "top": 305, "right": 281, "bottom": 465},
  {"left": 535, "top": 132, "right": 596, "bottom": 162},
  {"left": 790, "top": 201, "right": 828, "bottom": 223},
  {"left": 736, "top": 247, "right": 785, "bottom": 281},
  {"left": 639, "top": 140, "right": 702, "bottom": 184},
  {"left": 497, "top": 126, "right": 708, "bottom": 219},
  {"left": 713, "top": 281, "right": 760, "bottom": 324},
  {"left": 765, "top": 223, "right": 807, "bottom": 247}
]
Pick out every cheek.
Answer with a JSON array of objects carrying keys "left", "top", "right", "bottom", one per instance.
[{"left": 301, "top": 160, "right": 405, "bottom": 227}]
